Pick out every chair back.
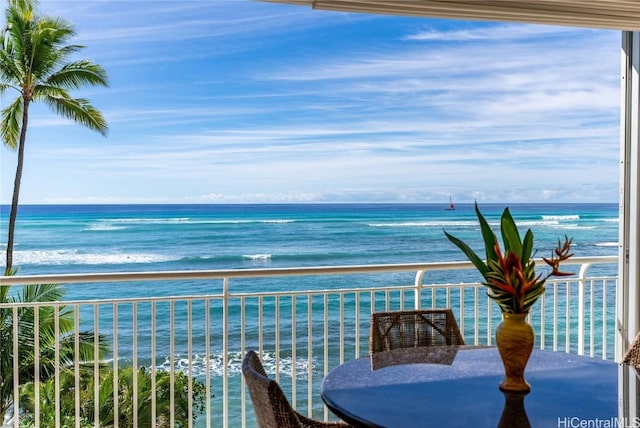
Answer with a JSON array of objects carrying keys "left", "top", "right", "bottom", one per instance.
[
  {"left": 242, "top": 350, "right": 302, "bottom": 428},
  {"left": 370, "top": 308, "right": 464, "bottom": 353}
]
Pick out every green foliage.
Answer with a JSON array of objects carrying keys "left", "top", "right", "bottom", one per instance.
[
  {"left": 0, "top": 272, "right": 110, "bottom": 423},
  {"left": 0, "top": 0, "right": 109, "bottom": 148},
  {"left": 445, "top": 202, "right": 574, "bottom": 313},
  {"left": 3, "top": 277, "right": 202, "bottom": 427},
  {"left": 18, "top": 375, "right": 94, "bottom": 428},
  {"left": 18, "top": 365, "right": 208, "bottom": 427},
  {"left": 1, "top": 0, "right": 108, "bottom": 272}
]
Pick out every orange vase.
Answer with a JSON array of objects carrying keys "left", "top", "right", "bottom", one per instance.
[{"left": 495, "top": 312, "right": 534, "bottom": 393}]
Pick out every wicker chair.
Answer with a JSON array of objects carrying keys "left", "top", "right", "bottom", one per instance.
[
  {"left": 622, "top": 332, "right": 640, "bottom": 367},
  {"left": 242, "top": 350, "right": 350, "bottom": 428},
  {"left": 369, "top": 308, "right": 465, "bottom": 354}
]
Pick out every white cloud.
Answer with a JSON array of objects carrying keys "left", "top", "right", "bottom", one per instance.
[{"left": 0, "top": 2, "right": 622, "bottom": 204}]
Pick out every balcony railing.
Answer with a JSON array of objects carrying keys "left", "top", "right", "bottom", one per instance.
[{"left": 0, "top": 256, "right": 617, "bottom": 428}]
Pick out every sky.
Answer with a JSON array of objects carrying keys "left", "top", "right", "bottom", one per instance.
[{"left": 0, "top": 0, "right": 622, "bottom": 204}]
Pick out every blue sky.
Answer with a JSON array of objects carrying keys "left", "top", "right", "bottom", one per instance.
[{"left": 0, "top": 1, "right": 621, "bottom": 204}]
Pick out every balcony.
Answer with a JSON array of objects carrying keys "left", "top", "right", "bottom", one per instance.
[{"left": 1, "top": 256, "right": 617, "bottom": 427}]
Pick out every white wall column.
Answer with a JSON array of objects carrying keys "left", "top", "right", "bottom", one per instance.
[
  {"left": 619, "top": 31, "right": 640, "bottom": 360},
  {"left": 618, "top": 30, "right": 640, "bottom": 422}
]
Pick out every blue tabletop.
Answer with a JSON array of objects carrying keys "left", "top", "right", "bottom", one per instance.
[{"left": 321, "top": 348, "right": 620, "bottom": 428}]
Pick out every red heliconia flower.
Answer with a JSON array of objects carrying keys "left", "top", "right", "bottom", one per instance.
[
  {"left": 445, "top": 204, "right": 575, "bottom": 313},
  {"left": 543, "top": 235, "right": 574, "bottom": 276}
]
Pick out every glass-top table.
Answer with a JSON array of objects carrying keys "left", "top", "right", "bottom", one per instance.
[{"left": 321, "top": 347, "right": 623, "bottom": 428}]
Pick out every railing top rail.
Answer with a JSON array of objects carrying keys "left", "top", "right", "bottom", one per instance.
[
  {"left": 0, "top": 273, "right": 619, "bottom": 308},
  {"left": 0, "top": 255, "right": 617, "bottom": 286}
]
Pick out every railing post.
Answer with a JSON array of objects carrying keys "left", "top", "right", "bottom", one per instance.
[
  {"left": 577, "top": 262, "right": 592, "bottom": 355},
  {"left": 12, "top": 306, "right": 19, "bottom": 428},
  {"left": 223, "top": 276, "right": 230, "bottom": 428},
  {"left": 414, "top": 270, "right": 426, "bottom": 310}
]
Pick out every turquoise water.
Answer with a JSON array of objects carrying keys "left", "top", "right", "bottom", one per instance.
[
  {"left": 0, "top": 202, "right": 620, "bottom": 346},
  {"left": 0, "top": 202, "right": 620, "bottom": 356},
  {"left": 0, "top": 203, "right": 620, "bottom": 425},
  {"left": 0, "top": 202, "right": 620, "bottom": 357},
  {"left": 0, "top": 202, "right": 619, "bottom": 277},
  {"left": 0, "top": 202, "right": 619, "bottom": 300}
]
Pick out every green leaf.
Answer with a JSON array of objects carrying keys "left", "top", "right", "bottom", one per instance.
[
  {"left": 522, "top": 229, "right": 534, "bottom": 262},
  {"left": 500, "top": 207, "right": 522, "bottom": 256},
  {"left": 1, "top": 97, "right": 23, "bottom": 149},
  {"left": 444, "top": 202, "right": 555, "bottom": 313},
  {"left": 485, "top": 290, "right": 514, "bottom": 312},
  {"left": 522, "top": 284, "right": 546, "bottom": 312},
  {"left": 475, "top": 202, "right": 499, "bottom": 264},
  {"left": 444, "top": 230, "right": 488, "bottom": 277}
]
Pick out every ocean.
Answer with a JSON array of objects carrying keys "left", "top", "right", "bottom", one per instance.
[
  {"left": 0, "top": 202, "right": 619, "bottom": 280},
  {"left": 0, "top": 202, "right": 621, "bottom": 304},
  {"left": 0, "top": 202, "right": 620, "bottom": 426},
  {"left": 0, "top": 202, "right": 621, "bottom": 354}
]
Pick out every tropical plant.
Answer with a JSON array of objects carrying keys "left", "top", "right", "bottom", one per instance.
[
  {"left": 444, "top": 203, "right": 574, "bottom": 314},
  {"left": 0, "top": 0, "right": 108, "bottom": 273},
  {"left": 19, "top": 365, "right": 208, "bottom": 427},
  {"left": 19, "top": 373, "right": 94, "bottom": 428},
  {"left": 0, "top": 279, "right": 109, "bottom": 423}
]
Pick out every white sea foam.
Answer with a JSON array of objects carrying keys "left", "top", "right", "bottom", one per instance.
[
  {"left": 369, "top": 221, "right": 478, "bottom": 227},
  {"left": 551, "top": 224, "right": 596, "bottom": 230},
  {"left": 84, "top": 224, "right": 127, "bottom": 231},
  {"left": 541, "top": 215, "right": 581, "bottom": 221},
  {"left": 7, "top": 249, "right": 178, "bottom": 265},
  {"left": 596, "top": 242, "right": 619, "bottom": 247},
  {"left": 156, "top": 351, "right": 315, "bottom": 379},
  {"left": 102, "top": 218, "right": 293, "bottom": 225},
  {"left": 108, "top": 217, "right": 192, "bottom": 224},
  {"left": 243, "top": 254, "right": 272, "bottom": 260},
  {"left": 515, "top": 220, "right": 560, "bottom": 226}
]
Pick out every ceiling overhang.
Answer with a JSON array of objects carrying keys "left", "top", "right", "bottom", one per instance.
[{"left": 263, "top": 0, "right": 640, "bottom": 31}]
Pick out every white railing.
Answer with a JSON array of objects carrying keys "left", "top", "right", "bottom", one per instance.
[{"left": 0, "top": 256, "right": 618, "bottom": 428}]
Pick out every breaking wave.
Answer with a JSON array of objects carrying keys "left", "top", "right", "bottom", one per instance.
[
  {"left": 156, "top": 351, "right": 315, "bottom": 379},
  {"left": 242, "top": 254, "right": 272, "bottom": 261},
  {"left": 541, "top": 215, "right": 580, "bottom": 221},
  {"left": 8, "top": 249, "right": 179, "bottom": 265}
]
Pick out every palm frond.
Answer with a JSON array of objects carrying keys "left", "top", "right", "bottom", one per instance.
[
  {"left": 1, "top": 96, "right": 23, "bottom": 149},
  {"left": 0, "top": 0, "right": 109, "bottom": 151},
  {"left": 29, "top": 24, "right": 75, "bottom": 78},
  {"left": 43, "top": 94, "right": 108, "bottom": 135},
  {"left": 0, "top": 49, "right": 25, "bottom": 87},
  {"left": 15, "top": 283, "right": 65, "bottom": 303},
  {"left": 45, "top": 60, "right": 108, "bottom": 89}
]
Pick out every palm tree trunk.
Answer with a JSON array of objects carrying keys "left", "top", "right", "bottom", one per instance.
[{"left": 5, "top": 99, "right": 29, "bottom": 274}]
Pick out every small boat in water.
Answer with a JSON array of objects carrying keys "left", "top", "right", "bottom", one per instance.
[{"left": 444, "top": 197, "right": 455, "bottom": 211}]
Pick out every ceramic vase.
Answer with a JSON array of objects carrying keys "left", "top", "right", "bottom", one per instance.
[{"left": 495, "top": 312, "right": 534, "bottom": 393}]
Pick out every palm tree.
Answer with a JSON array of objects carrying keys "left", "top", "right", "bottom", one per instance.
[
  {"left": 0, "top": 280, "right": 110, "bottom": 423},
  {"left": 0, "top": 0, "right": 108, "bottom": 273}
]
